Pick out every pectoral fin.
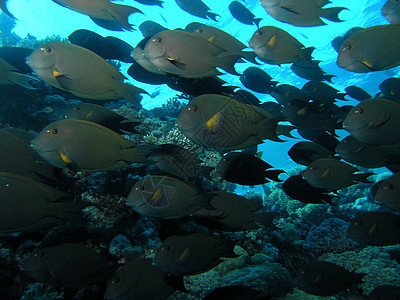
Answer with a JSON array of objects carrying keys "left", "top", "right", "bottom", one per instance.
[
  {"left": 281, "top": 5, "right": 301, "bottom": 15},
  {"left": 167, "top": 57, "right": 186, "bottom": 69},
  {"left": 53, "top": 70, "right": 74, "bottom": 90}
]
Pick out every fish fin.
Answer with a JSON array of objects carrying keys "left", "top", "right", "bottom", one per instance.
[
  {"left": 90, "top": 17, "right": 126, "bottom": 31},
  {"left": 368, "top": 222, "right": 377, "bottom": 236},
  {"left": 178, "top": 247, "right": 191, "bottom": 262},
  {"left": 322, "top": 74, "right": 335, "bottom": 83},
  {"left": 125, "top": 144, "right": 157, "bottom": 164},
  {"left": 51, "top": 201, "right": 92, "bottom": 223},
  {"left": 259, "top": 116, "right": 285, "bottom": 142},
  {"left": 297, "top": 107, "right": 307, "bottom": 116},
  {"left": 106, "top": 3, "right": 143, "bottom": 31},
  {"left": 165, "top": 275, "right": 188, "bottom": 293},
  {"left": 60, "top": 152, "right": 73, "bottom": 164},
  {"left": 199, "top": 166, "right": 215, "bottom": 181},
  {"left": 0, "top": 0, "right": 16, "bottom": 19},
  {"left": 241, "top": 51, "right": 259, "bottom": 64},
  {"left": 207, "top": 35, "right": 217, "bottom": 43},
  {"left": 253, "top": 18, "right": 262, "bottom": 28},
  {"left": 276, "top": 124, "right": 297, "bottom": 139},
  {"left": 206, "top": 12, "right": 220, "bottom": 22},
  {"left": 255, "top": 212, "right": 280, "bottom": 229},
  {"left": 216, "top": 52, "right": 243, "bottom": 75},
  {"left": 354, "top": 172, "right": 374, "bottom": 183},
  {"left": 301, "top": 47, "right": 315, "bottom": 61},
  {"left": 267, "top": 34, "right": 277, "bottom": 48},
  {"left": 320, "top": 7, "right": 347, "bottom": 22},
  {"left": 150, "top": 186, "right": 163, "bottom": 204},
  {"left": 256, "top": 151, "right": 263, "bottom": 159},
  {"left": 113, "top": 81, "right": 146, "bottom": 108},
  {"left": 369, "top": 112, "right": 390, "bottom": 129},
  {"left": 280, "top": 5, "right": 301, "bottom": 15},
  {"left": 167, "top": 57, "right": 186, "bottom": 69},
  {"left": 6, "top": 71, "right": 40, "bottom": 89},
  {"left": 361, "top": 60, "right": 377, "bottom": 71},
  {"left": 117, "top": 121, "right": 142, "bottom": 134},
  {"left": 351, "top": 144, "right": 366, "bottom": 154},
  {"left": 321, "top": 193, "right": 337, "bottom": 205},
  {"left": 321, "top": 167, "right": 330, "bottom": 179},
  {"left": 265, "top": 169, "right": 286, "bottom": 182},
  {"left": 54, "top": 72, "right": 74, "bottom": 91},
  {"left": 205, "top": 112, "right": 223, "bottom": 132},
  {"left": 313, "top": 273, "right": 322, "bottom": 284}
]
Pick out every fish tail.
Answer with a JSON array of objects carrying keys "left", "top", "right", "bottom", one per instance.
[
  {"left": 321, "top": 7, "right": 347, "bottom": 22},
  {"left": 107, "top": 3, "right": 143, "bottom": 30},
  {"left": 259, "top": 116, "right": 285, "bottom": 142},
  {"left": 6, "top": 71, "right": 40, "bottom": 89},
  {"left": 301, "top": 47, "right": 315, "bottom": 62},
  {"left": 115, "top": 81, "right": 147, "bottom": 108},
  {"left": 216, "top": 52, "right": 243, "bottom": 75},
  {"left": 117, "top": 121, "right": 142, "bottom": 134},
  {"left": 276, "top": 124, "right": 297, "bottom": 139},
  {"left": 254, "top": 18, "right": 263, "bottom": 28},
  {"left": 321, "top": 193, "right": 337, "bottom": 205},
  {"left": 355, "top": 172, "right": 374, "bottom": 183},
  {"left": 241, "top": 51, "right": 259, "bottom": 64},
  {"left": 207, "top": 12, "right": 220, "bottom": 22},
  {"left": 323, "top": 74, "right": 335, "bottom": 83},
  {"left": 255, "top": 211, "right": 280, "bottom": 229},
  {"left": 265, "top": 169, "right": 285, "bottom": 182},
  {"left": 51, "top": 201, "right": 91, "bottom": 223},
  {"left": 199, "top": 166, "right": 215, "bottom": 180},
  {"left": 0, "top": 0, "right": 16, "bottom": 19},
  {"left": 126, "top": 144, "right": 157, "bottom": 164}
]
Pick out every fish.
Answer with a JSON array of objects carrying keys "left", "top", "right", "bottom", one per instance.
[
  {"left": 0, "top": 47, "right": 34, "bottom": 73},
  {"left": 0, "top": 58, "right": 39, "bottom": 89},
  {"left": 24, "top": 243, "right": 116, "bottom": 288},
  {"left": 65, "top": 103, "right": 141, "bottom": 134},
  {"left": 374, "top": 172, "right": 400, "bottom": 211},
  {"left": 249, "top": 26, "right": 314, "bottom": 65},
  {"left": 139, "top": 20, "right": 168, "bottom": 38},
  {"left": 176, "top": 94, "right": 283, "bottom": 151},
  {"left": 104, "top": 258, "right": 185, "bottom": 300},
  {"left": 26, "top": 42, "right": 146, "bottom": 107},
  {"left": 302, "top": 158, "right": 373, "bottom": 191},
  {"left": 228, "top": 1, "right": 262, "bottom": 27},
  {"left": 192, "top": 191, "right": 280, "bottom": 231},
  {"left": 232, "top": 89, "right": 262, "bottom": 106},
  {"left": 0, "top": 127, "right": 36, "bottom": 143},
  {"left": 282, "top": 174, "right": 336, "bottom": 205},
  {"left": 298, "top": 129, "right": 339, "bottom": 153},
  {"left": 288, "top": 141, "right": 335, "bottom": 166},
  {"left": 344, "top": 86, "right": 372, "bottom": 101},
  {"left": 51, "top": 0, "right": 143, "bottom": 31},
  {"left": 146, "top": 144, "right": 214, "bottom": 180},
  {"left": 239, "top": 66, "right": 278, "bottom": 94},
  {"left": 126, "top": 175, "right": 214, "bottom": 219},
  {"left": 0, "top": 172, "right": 87, "bottom": 233},
  {"left": 270, "top": 84, "right": 311, "bottom": 106},
  {"left": 153, "top": 233, "right": 237, "bottom": 275},
  {"left": 379, "top": 77, "right": 400, "bottom": 102},
  {"left": 216, "top": 152, "right": 285, "bottom": 185},
  {"left": 68, "top": 29, "right": 134, "bottom": 63},
  {"left": 185, "top": 23, "right": 258, "bottom": 64},
  {"left": 347, "top": 211, "right": 400, "bottom": 246},
  {"left": 301, "top": 81, "right": 347, "bottom": 103},
  {"left": 261, "top": 0, "right": 347, "bottom": 27},
  {"left": 290, "top": 59, "right": 335, "bottom": 83},
  {"left": 134, "top": 0, "right": 163, "bottom": 7},
  {"left": 337, "top": 25, "right": 400, "bottom": 73},
  {"left": 141, "top": 30, "right": 243, "bottom": 78},
  {"left": 259, "top": 101, "right": 284, "bottom": 117},
  {"left": 30, "top": 119, "right": 153, "bottom": 172},
  {"left": 370, "top": 285, "right": 400, "bottom": 299},
  {"left": 0, "top": 0, "right": 15, "bottom": 19},
  {"left": 295, "top": 261, "right": 365, "bottom": 296},
  {"left": 175, "top": 0, "right": 219, "bottom": 21},
  {"left": 342, "top": 98, "right": 400, "bottom": 146},
  {"left": 382, "top": 0, "right": 400, "bottom": 24},
  {"left": 331, "top": 27, "right": 364, "bottom": 53}
]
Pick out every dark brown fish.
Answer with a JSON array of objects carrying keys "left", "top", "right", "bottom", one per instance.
[
  {"left": 30, "top": 119, "right": 153, "bottom": 172},
  {"left": 228, "top": 1, "right": 262, "bottom": 27},
  {"left": 216, "top": 152, "right": 284, "bottom": 185},
  {"left": 153, "top": 233, "right": 236, "bottom": 275},
  {"left": 24, "top": 243, "right": 115, "bottom": 288},
  {"left": 301, "top": 80, "right": 346, "bottom": 103},
  {"left": 249, "top": 26, "right": 314, "bottom": 65},
  {"left": 176, "top": 94, "right": 283, "bottom": 151},
  {"left": 65, "top": 103, "right": 141, "bottom": 134},
  {"left": 295, "top": 261, "right": 365, "bottom": 296},
  {"left": 0, "top": 172, "right": 86, "bottom": 233},
  {"left": 52, "top": 0, "right": 142, "bottom": 31},
  {"left": 348, "top": 211, "right": 400, "bottom": 246},
  {"left": 337, "top": 25, "right": 400, "bottom": 73},
  {"left": 0, "top": 58, "right": 39, "bottom": 89},
  {"left": 302, "top": 158, "right": 373, "bottom": 191},
  {"left": 379, "top": 77, "right": 400, "bottom": 102},
  {"left": 126, "top": 175, "right": 214, "bottom": 219},
  {"left": 261, "top": 0, "right": 346, "bottom": 27},
  {"left": 26, "top": 42, "right": 145, "bottom": 107},
  {"left": 193, "top": 191, "right": 280, "bottom": 231},
  {"left": 382, "top": 0, "right": 400, "bottom": 24},
  {"left": 345, "top": 86, "right": 372, "bottom": 101},
  {"left": 239, "top": 66, "right": 277, "bottom": 94},
  {"left": 288, "top": 141, "right": 334, "bottom": 166},
  {"left": 290, "top": 59, "right": 334, "bottom": 82},
  {"left": 104, "top": 258, "right": 185, "bottom": 300},
  {"left": 342, "top": 98, "right": 400, "bottom": 146},
  {"left": 374, "top": 173, "right": 400, "bottom": 211},
  {"left": 175, "top": 0, "right": 219, "bottom": 21}
]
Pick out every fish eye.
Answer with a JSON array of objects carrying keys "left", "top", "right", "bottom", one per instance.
[
  {"left": 354, "top": 108, "right": 364, "bottom": 114},
  {"left": 51, "top": 129, "right": 58, "bottom": 135},
  {"left": 152, "top": 37, "right": 162, "bottom": 43},
  {"left": 309, "top": 166, "right": 317, "bottom": 170},
  {"left": 45, "top": 47, "right": 52, "bottom": 53},
  {"left": 384, "top": 184, "right": 394, "bottom": 190},
  {"left": 354, "top": 220, "right": 362, "bottom": 226},
  {"left": 342, "top": 44, "right": 352, "bottom": 51},
  {"left": 136, "top": 185, "right": 145, "bottom": 191},
  {"left": 190, "top": 105, "right": 198, "bottom": 112},
  {"left": 34, "top": 251, "right": 45, "bottom": 258},
  {"left": 196, "top": 29, "right": 203, "bottom": 33},
  {"left": 163, "top": 245, "right": 171, "bottom": 251},
  {"left": 111, "top": 277, "right": 121, "bottom": 285}
]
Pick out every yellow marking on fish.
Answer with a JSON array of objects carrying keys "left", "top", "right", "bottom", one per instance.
[
  {"left": 297, "top": 108, "right": 307, "bottom": 116},
  {"left": 150, "top": 186, "right": 163, "bottom": 204},
  {"left": 368, "top": 223, "right": 377, "bottom": 236},
  {"left": 60, "top": 152, "right": 73, "bottom": 164},
  {"left": 85, "top": 111, "right": 93, "bottom": 119},
  {"left": 178, "top": 247, "right": 191, "bottom": 261},
  {"left": 321, "top": 167, "right": 330, "bottom": 179},
  {"left": 167, "top": 57, "right": 179, "bottom": 61},
  {"left": 284, "top": 91, "right": 290, "bottom": 97},
  {"left": 282, "top": 5, "right": 294, "bottom": 9},
  {"left": 267, "top": 34, "right": 277, "bottom": 48},
  {"left": 208, "top": 35, "right": 216, "bottom": 43},
  {"left": 206, "top": 112, "right": 222, "bottom": 131},
  {"left": 215, "top": 210, "right": 225, "bottom": 217},
  {"left": 313, "top": 273, "right": 322, "bottom": 284},
  {"left": 361, "top": 61, "right": 373, "bottom": 69},
  {"left": 52, "top": 70, "right": 64, "bottom": 77}
]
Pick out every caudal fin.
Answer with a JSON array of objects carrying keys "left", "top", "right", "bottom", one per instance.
[
  {"left": 207, "top": 12, "right": 220, "bottom": 22},
  {"left": 0, "top": 0, "right": 16, "bottom": 19},
  {"left": 115, "top": 81, "right": 147, "bottom": 108},
  {"left": 126, "top": 144, "right": 158, "bottom": 164},
  {"left": 241, "top": 51, "right": 259, "bottom": 64},
  {"left": 7, "top": 71, "right": 40, "bottom": 89},
  {"left": 321, "top": 7, "right": 347, "bottom": 22},
  {"left": 255, "top": 211, "right": 280, "bottom": 229},
  {"left": 354, "top": 172, "right": 374, "bottom": 184},
  {"left": 107, "top": 3, "right": 143, "bottom": 31},
  {"left": 217, "top": 52, "right": 243, "bottom": 76},
  {"left": 51, "top": 201, "right": 91, "bottom": 223}
]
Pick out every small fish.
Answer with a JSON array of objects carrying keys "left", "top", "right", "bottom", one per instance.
[
  {"left": 65, "top": 103, "right": 141, "bottom": 134},
  {"left": 342, "top": 98, "right": 400, "bottom": 146},
  {"left": 139, "top": 20, "right": 168, "bottom": 38},
  {"left": 379, "top": 77, "right": 400, "bottom": 102},
  {"left": 261, "top": 0, "right": 347, "bottom": 27},
  {"left": 153, "top": 233, "right": 237, "bottom": 275},
  {"left": 249, "top": 26, "right": 314, "bottom": 65},
  {"left": 301, "top": 81, "right": 347, "bottom": 103},
  {"left": 282, "top": 174, "right": 336, "bottom": 205},
  {"left": 382, "top": 0, "right": 400, "bottom": 24},
  {"left": 52, "top": 0, "right": 143, "bottom": 31},
  {"left": 295, "top": 261, "right": 365, "bottom": 296},
  {"left": 302, "top": 158, "right": 373, "bottom": 191},
  {"left": 0, "top": 58, "right": 39, "bottom": 89},
  {"left": 348, "top": 211, "right": 400, "bottom": 246},
  {"left": 337, "top": 25, "right": 400, "bottom": 73},
  {"left": 374, "top": 172, "right": 400, "bottom": 211},
  {"left": 239, "top": 67, "right": 277, "bottom": 94},
  {"left": 26, "top": 42, "right": 145, "bottom": 107},
  {"left": 0, "top": 172, "right": 87, "bottom": 233},
  {"left": 24, "top": 243, "right": 116, "bottom": 288},
  {"left": 176, "top": 94, "right": 283, "bottom": 151},
  {"left": 229, "top": 1, "right": 262, "bottom": 27},
  {"left": 193, "top": 191, "right": 280, "bottom": 231},
  {"left": 175, "top": 0, "right": 219, "bottom": 21},
  {"left": 134, "top": 0, "right": 163, "bottom": 7},
  {"left": 344, "top": 86, "right": 372, "bottom": 101},
  {"left": 217, "top": 152, "right": 284, "bottom": 185},
  {"left": 126, "top": 175, "right": 214, "bottom": 219},
  {"left": 30, "top": 119, "right": 153, "bottom": 172},
  {"left": 290, "top": 59, "right": 334, "bottom": 83},
  {"left": 288, "top": 141, "right": 334, "bottom": 166},
  {"left": 104, "top": 258, "right": 185, "bottom": 300}
]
